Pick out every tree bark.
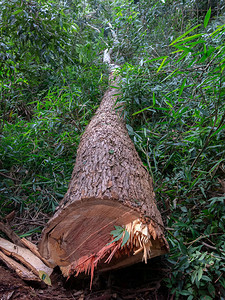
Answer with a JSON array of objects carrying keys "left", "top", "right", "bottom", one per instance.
[{"left": 38, "top": 72, "right": 169, "bottom": 275}]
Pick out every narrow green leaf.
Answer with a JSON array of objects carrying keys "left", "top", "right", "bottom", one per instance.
[
  {"left": 204, "top": 8, "right": 211, "bottom": 28},
  {"left": 197, "top": 267, "right": 203, "bottom": 281},
  {"left": 145, "top": 56, "right": 167, "bottom": 63},
  {"left": 12, "top": 9, "right": 23, "bottom": 15},
  {"left": 157, "top": 56, "right": 167, "bottom": 73},
  {"left": 179, "top": 78, "right": 187, "bottom": 98},
  {"left": 174, "top": 45, "right": 193, "bottom": 53},
  {"left": 164, "top": 100, "right": 173, "bottom": 108},
  {"left": 211, "top": 124, "right": 225, "bottom": 137},
  {"left": 176, "top": 52, "right": 189, "bottom": 63},
  {"left": 132, "top": 106, "right": 153, "bottom": 116},
  {"left": 208, "top": 159, "right": 225, "bottom": 174},
  {"left": 154, "top": 107, "right": 171, "bottom": 111},
  {"left": 162, "top": 68, "right": 179, "bottom": 82},
  {"left": 121, "top": 230, "right": 129, "bottom": 247},
  {"left": 210, "top": 24, "right": 225, "bottom": 37},
  {"left": 153, "top": 92, "right": 156, "bottom": 106},
  {"left": 173, "top": 34, "right": 203, "bottom": 47},
  {"left": 170, "top": 24, "right": 201, "bottom": 46}
]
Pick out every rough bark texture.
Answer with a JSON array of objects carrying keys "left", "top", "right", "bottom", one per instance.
[{"left": 39, "top": 73, "right": 169, "bottom": 271}]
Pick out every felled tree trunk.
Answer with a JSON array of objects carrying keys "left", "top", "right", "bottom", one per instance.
[{"left": 38, "top": 71, "right": 169, "bottom": 281}]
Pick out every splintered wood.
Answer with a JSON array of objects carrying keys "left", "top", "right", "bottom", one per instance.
[
  {"left": 0, "top": 236, "right": 53, "bottom": 283},
  {"left": 0, "top": 250, "right": 40, "bottom": 281},
  {"left": 63, "top": 218, "right": 168, "bottom": 289},
  {"left": 125, "top": 219, "right": 156, "bottom": 263}
]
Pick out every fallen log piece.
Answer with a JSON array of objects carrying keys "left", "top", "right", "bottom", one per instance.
[
  {"left": 0, "top": 250, "right": 40, "bottom": 281},
  {"left": 0, "top": 221, "right": 24, "bottom": 247},
  {"left": 21, "top": 238, "right": 53, "bottom": 268},
  {"left": 0, "top": 237, "right": 52, "bottom": 277},
  {"left": 38, "top": 71, "right": 169, "bottom": 282}
]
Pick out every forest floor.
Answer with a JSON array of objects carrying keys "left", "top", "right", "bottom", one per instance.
[{"left": 0, "top": 255, "right": 170, "bottom": 299}]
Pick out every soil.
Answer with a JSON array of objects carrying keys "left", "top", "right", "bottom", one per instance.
[{"left": 0, "top": 256, "right": 170, "bottom": 300}]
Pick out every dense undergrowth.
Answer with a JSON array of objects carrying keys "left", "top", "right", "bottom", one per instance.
[{"left": 0, "top": 0, "right": 225, "bottom": 299}]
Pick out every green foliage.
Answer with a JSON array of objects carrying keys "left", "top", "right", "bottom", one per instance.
[
  {"left": 0, "top": 0, "right": 225, "bottom": 297},
  {"left": 0, "top": 0, "right": 108, "bottom": 217},
  {"left": 165, "top": 195, "right": 225, "bottom": 299},
  {"left": 109, "top": 225, "right": 130, "bottom": 247},
  {"left": 0, "top": 64, "right": 107, "bottom": 214},
  {"left": 204, "top": 8, "right": 211, "bottom": 28},
  {"left": 0, "top": 0, "right": 76, "bottom": 81},
  {"left": 117, "top": 3, "right": 225, "bottom": 297}
]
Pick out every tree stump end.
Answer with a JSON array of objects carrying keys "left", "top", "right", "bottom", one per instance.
[{"left": 39, "top": 198, "right": 168, "bottom": 278}]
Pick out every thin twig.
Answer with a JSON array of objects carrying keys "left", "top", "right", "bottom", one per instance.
[
  {"left": 201, "top": 241, "right": 217, "bottom": 251},
  {"left": 215, "top": 272, "right": 223, "bottom": 283},
  {"left": 0, "top": 172, "right": 19, "bottom": 182},
  {"left": 185, "top": 233, "right": 221, "bottom": 248}
]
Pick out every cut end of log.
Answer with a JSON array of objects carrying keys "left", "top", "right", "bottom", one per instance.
[
  {"left": 39, "top": 199, "right": 140, "bottom": 267},
  {"left": 62, "top": 218, "right": 168, "bottom": 289},
  {"left": 39, "top": 199, "right": 168, "bottom": 278}
]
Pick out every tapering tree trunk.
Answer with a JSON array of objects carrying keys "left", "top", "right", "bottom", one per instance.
[{"left": 38, "top": 72, "right": 169, "bottom": 277}]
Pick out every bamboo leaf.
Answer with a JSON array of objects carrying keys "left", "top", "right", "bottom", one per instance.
[
  {"left": 173, "top": 34, "right": 203, "bottom": 47},
  {"left": 153, "top": 92, "right": 156, "bottom": 106},
  {"left": 210, "top": 24, "right": 225, "bottom": 37},
  {"left": 179, "top": 78, "right": 187, "bottom": 98},
  {"left": 132, "top": 106, "right": 153, "bottom": 116},
  {"left": 157, "top": 56, "right": 168, "bottom": 73},
  {"left": 170, "top": 24, "right": 201, "bottom": 46},
  {"left": 211, "top": 124, "right": 225, "bottom": 137},
  {"left": 204, "top": 8, "right": 211, "bottom": 28},
  {"left": 145, "top": 56, "right": 167, "bottom": 63}
]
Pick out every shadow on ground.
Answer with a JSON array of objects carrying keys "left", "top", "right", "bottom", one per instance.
[{"left": 0, "top": 256, "right": 170, "bottom": 299}]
